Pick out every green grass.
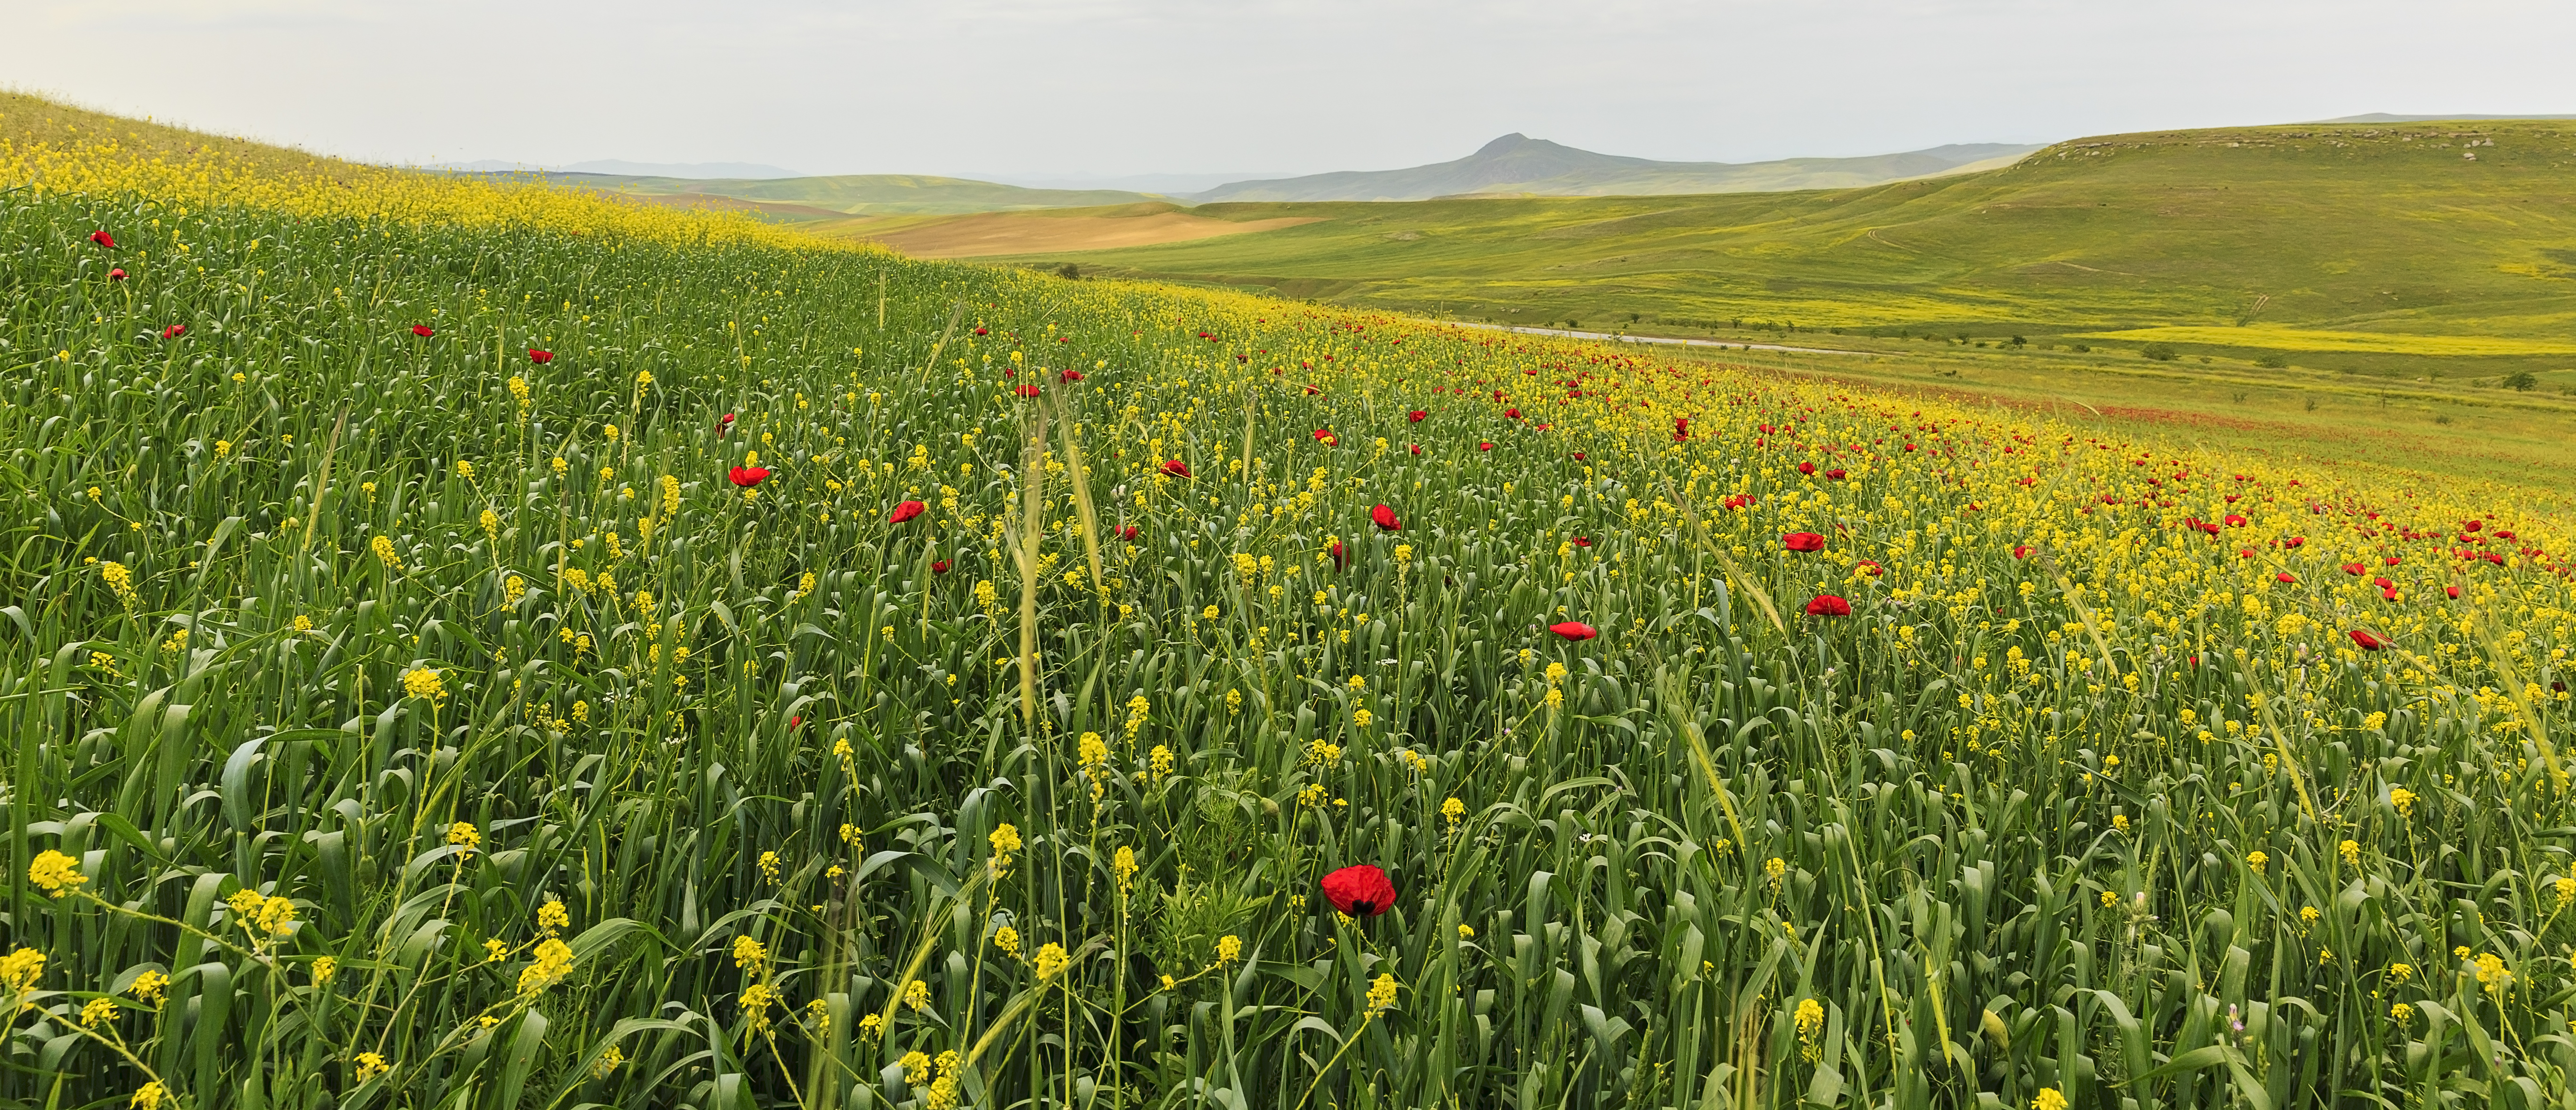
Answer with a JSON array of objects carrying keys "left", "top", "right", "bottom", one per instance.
[
  {"left": 8, "top": 103, "right": 2576, "bottom": 1110},
  {"left": 1650, "top": 339, "right": 2576, "bottom": 503},
  {"left": 539, "top": 173, "right": 1166, "bottom": 217},
  {"left": 1012, "top": 120, "right": 2576, "bottom": 381}
]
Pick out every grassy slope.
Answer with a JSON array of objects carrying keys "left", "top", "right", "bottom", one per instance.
[
  {"left": 1019, "top": 121, "right": 2576, "bottom": 376},
  {"left": 12, "top": 92, "right": 2576, "bottom": 1110},
  {"left": 1657, "top": 341, "right": 2576, "bottom": 504},
  {"left": 537, "top": 171, "right": 1163, "bottom": 216},
  {"left": 0, "top": 90, "right": 373, "bottom": 181}
]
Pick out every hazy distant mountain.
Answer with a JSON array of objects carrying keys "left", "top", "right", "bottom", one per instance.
[
  {"left": 2312, "top": 113, "right": 2574, "bottom": 123},
  {"left": 564, "top": 160, "right": 804, "bottom": 178},
  {"left": 435, "top": 159, "right": 804, "bottom": 178},
  {"left": 1186, "top": 134, "right": 2046, "bottom": 203}
]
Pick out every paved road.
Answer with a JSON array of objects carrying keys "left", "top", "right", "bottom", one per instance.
[{"left": 1433, "top": 320, "right": 1869, "bottom": 357}]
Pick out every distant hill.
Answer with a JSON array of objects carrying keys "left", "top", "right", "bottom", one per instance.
[
  {"left": 1185, "top": 134, "right": 2044, "bottom": 203},
  {"left": 1003, "top": 119, "right": 2576, "bottom": 385},
  {"left": 499, "top": 172, "right": 1165, "bottom": 217},
  {"left": 2315, "top": 113, "right": 2575, "bottom": 123},
  {"left": 441, "top": 159, "right": 805, "bottom": 178}
]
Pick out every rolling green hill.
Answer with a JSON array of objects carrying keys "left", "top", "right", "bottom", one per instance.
[
  {"left": 531, "top": 171, "right": 1163, "bottom": 216},
  {"left": 1012, "top": 121, "right": 2576, "bottom": 385},
  {"left": 1187, "top": 133, "right": 2039, "bottom": 202}
]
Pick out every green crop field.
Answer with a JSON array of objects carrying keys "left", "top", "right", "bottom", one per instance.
[
  {"left": 7, "top": 97, "right": 2576, "bottom": 1110},
  {"left": 999, "top": 121, "right": 2576, "bottom": 394}
]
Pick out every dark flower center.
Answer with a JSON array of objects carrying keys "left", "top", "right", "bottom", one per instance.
[{"left": 1352, "top": 900, "right": 1375, "bottom": 915}]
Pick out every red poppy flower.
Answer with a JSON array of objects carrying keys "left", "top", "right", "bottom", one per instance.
[
  {"left": 2445, "top": 585, "right": 2461, "bottom": 598},
  {"left": 1804, "top": 594, "right": 1853, "bottom": 617},
  {"left": 1824, "top": 468, "right": 1847, "bottom": 481},
  {"left": 2384, "top": 556, "right": 2401, "bottom": 566},
  {"left": 2223, "top": 514, "right": 2247, "bottom": 527},
  {"left": 1321, "top": 864, "right": 1395, "bottom": 917},
  {"left": 411, "top": 325, "right": 435, "bottom": 338},
  {"left": 2382, "top": 587, "right": 2400, "bottom": 601},
  {"left": 2283, "top": 536, "right": 2305, "bottom": 548},
  {"left": 1570, "top": 452, "right": 1585, "bottom": 461},
  {"left": 1060, "top": 369, "right": 1083, "bottom": 382},
  {"left": 1409, "top": 444, "right": 1423, "bottom": 455},
  {"left": 1549, "top": 621, "right": 1598, "bottom": 641},
  {"left": 788, "top": 715, "right": 802, "bottom": 730},
  {"left": 932, "top": 560, "right": 951, "bottom": 574},
  {"left": 161, "top": 324, "right": 185, "bottom": 339},
  {"left": 1313, "top": 428, "right": 1337, "bottom": 445},
  {"left": 1117, "top": 525, "right": 1140, "bottom": 541},
  {"left": 2341, "top": 563, "right": 2365, "bottom": 576},
  {"left": 108, "top": 267, "right": 126, "bottom": 281},
  {"left": 1505, "top": 407, "right": 1521, "bottom": 419},
  {"left": 1015, "top": 384, "right": 1042, "bottom": 398},
  {"left": 889, "top": 500, "right": 926, "bottom": 523},
  {"left": 1408, "top": 410, "right": 1427, "bottom": 422},
  {"left": 528, "top": 349, "right": 553, "bottom": 364},
  {"left": 1161, "top": 459, "right": 1191, "bottom": 478},
  {"left": 91, "top": 230, "right": 118, "bottom": 248},
  {"left": 728, "top": 465, "right": 771, "bottom": 488},
  {"left": 2276, "top": 572, "right": 2296, "bottom": 583},
  {"left": 1857, "top": 560, "right": 1884, "bottom": 576},
  {"left": 1372, "top": 504, "right": 1401, "bottom": 531},
  {"left": 973, "top": 326, "right": 988, "bottom": 336},
  {"left": 1571, "top": 537, "right": 1591, "bottom": 547},
  {"left": 1304, "top": 385, "right": 1320, "bottom": 395},
  {"left": 1673, "top": 417, "right": 1689, "bottom": 437},
  {"left": 1782, "top": 532, "right": 1825, "bottom": 553},
  {"left": 2348, "top": 629, "right": 2385, "bottom": 651},
  {"left": 719, "top": 413, "right": 737, "bottom": 435},
  {"left": 1329, "top": 539, "right": 1350, "bottom": 570},
  {"left": 1797, "top": 461, "right": 1817, "bottom": 475},
  {"left": 1478, "top": 442, "right": 1494, "bottom": 452}
]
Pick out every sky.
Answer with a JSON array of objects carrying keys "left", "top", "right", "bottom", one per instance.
[{"left": 6, "top": 0, "right": 2573, "bottom": 186}]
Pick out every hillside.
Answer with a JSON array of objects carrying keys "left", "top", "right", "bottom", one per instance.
[
  {"left": 1011, "top": 120, "right": 2576, "bottom": 386},
  {"left": 500, "top": 170, "right": 1164, "bottom": 216},
  {"left": 11, "top": 90, "right": 2576, "bottom": 1110},
  {"left": 1188, "top": 132, "right": 2039, "bottom": 202}
]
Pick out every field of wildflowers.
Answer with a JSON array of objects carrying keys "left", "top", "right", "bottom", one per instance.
[{"left": 4, "top": 130, "right": 2576, "bottom": 1110}]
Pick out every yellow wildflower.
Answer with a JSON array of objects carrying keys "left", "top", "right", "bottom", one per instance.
[{"left": 28, "top": 850, "right": 86, "bottom": 898}]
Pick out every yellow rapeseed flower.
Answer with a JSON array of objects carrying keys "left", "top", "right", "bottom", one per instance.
[{"left": 28, "top": 850, "right": 86, "bottom": 897}]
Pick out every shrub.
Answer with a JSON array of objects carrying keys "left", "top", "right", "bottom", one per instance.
[{"left": 2141, "top": 342, "right": 2179, "bottom": 361}]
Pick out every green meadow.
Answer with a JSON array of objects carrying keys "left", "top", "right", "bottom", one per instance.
[{"left": 1007, "top": 121, "right": 2576, "bottom": 395}]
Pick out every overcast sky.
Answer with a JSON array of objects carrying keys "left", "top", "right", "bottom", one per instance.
[{"left": 7, "top": 0, "right": 2572, "bottom": 183}]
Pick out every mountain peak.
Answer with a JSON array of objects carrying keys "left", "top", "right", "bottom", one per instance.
[{"left": 1473, "top": 133, "right": 1532, "bottom": 157}]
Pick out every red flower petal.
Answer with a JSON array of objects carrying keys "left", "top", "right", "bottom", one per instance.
[{"left": 1320, "top": 864, "right": 1395, "bottom": 917}]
